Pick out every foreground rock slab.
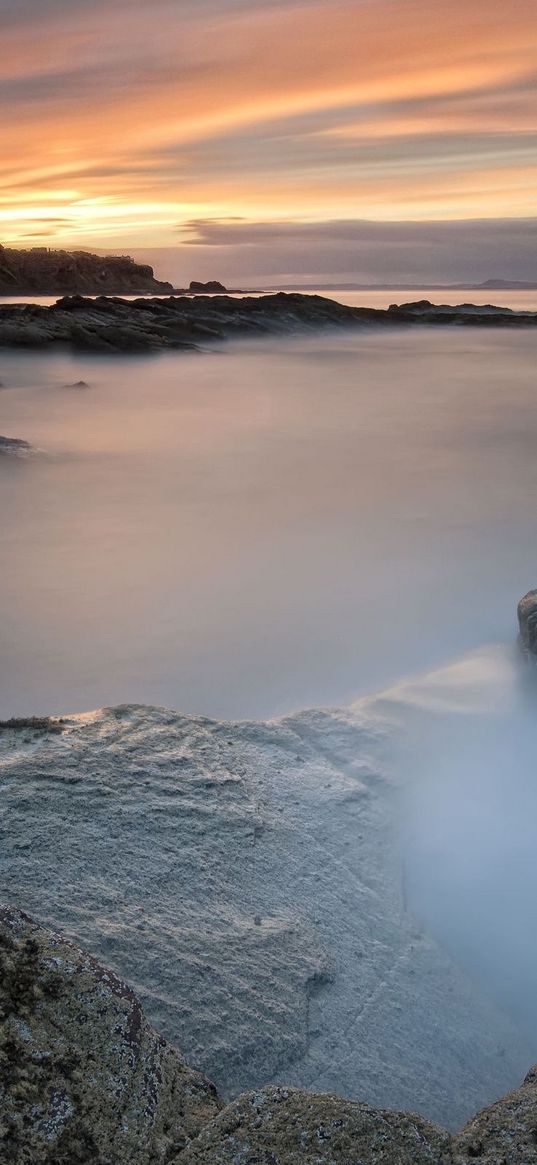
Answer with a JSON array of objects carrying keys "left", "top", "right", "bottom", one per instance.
[
  {"left": 4, "top": 905, "right": 537, "bottom": 1164},
  {"left": 0, "top": 906, "right": 221, "bottom": 1164},
  {"left": 0, "top": 697, "right": 532, "bottom": 1130}
]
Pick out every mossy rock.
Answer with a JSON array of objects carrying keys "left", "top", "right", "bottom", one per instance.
[{"left": 0, "top": 907, "right": 221, "bottom": 1164}]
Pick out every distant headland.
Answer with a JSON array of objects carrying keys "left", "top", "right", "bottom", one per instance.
[{"left": 0, "top": 244, "right": 241, "bottom": 297}]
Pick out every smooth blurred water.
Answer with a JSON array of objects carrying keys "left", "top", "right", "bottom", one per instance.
[{"left": 1, "top": 326, "right": 537, "bottom": 719}]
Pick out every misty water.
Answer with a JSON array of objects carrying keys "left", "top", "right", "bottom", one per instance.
[
  {"left": 3, "top": 322, "right": 537, "bottom": 1052},
  {"left": 2, "top": 325, "right": 537, "bottom": 721}
]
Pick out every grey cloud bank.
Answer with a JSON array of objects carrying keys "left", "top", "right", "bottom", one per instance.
[{"left": 135, "top": 217, "right": 537, "bottom": 286}]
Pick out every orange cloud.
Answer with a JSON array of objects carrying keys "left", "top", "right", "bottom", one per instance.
[{"left": 0, "top": 0, "right": 536, "bottom": 245}]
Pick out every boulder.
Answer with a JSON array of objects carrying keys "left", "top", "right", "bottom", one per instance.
[
  {"left": 176, "top": 1086, "right": 454, "bottom": 1164},
  {"left": 188, "top": 280, "right": 227, "bottom": 293},
  {"left": 517, "top": 590, "right": 537, "bottom": 657},
  {"left": 0, "top": 906, "right": 221, "bottom": 1164},
  {"left": 454, "top": 1065, "right": 537, "bottom": 1163},
  {"left": 0, "top": 434, "right": 32, "bottom": 455}
]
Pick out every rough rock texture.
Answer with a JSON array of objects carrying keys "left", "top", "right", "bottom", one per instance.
[
  {"left": 0, "top": 906, "right": 221, "bottom": 1165},
  {"left": 517, "top": 590, "right": 537, "bottom": 657},
  {"left": 453, "top": 1066, "right": 537, "bottom": 1163},
  {"left": 0, "top": 245, "right": 173, "bottom": 296},
  {"left": 4, "top": 906, "right": 537, "bottom": 1163},
  {"left": 0, "top": 434, "right": 32, "bottom": 455},
  {"left": 0, "top": 293, "right": 535, "bottom": 352},
  {"left": 0, "top": 697, "right": 533, "bottom": 1130},
  {"left": 176, "top": 1086, "right": 453, "bottom": 1164}
]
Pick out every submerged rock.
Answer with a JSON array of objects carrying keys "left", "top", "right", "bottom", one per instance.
[
  {"left": 517, "top": 590, "right": 537, "bottom": 657},
  {"left": 0, "top": 906, "right": 221, "bottom": 1164}
]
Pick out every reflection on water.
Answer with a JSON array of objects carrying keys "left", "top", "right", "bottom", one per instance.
[{"left": 1, "top": 327, "right": 537, "bottom": 719}]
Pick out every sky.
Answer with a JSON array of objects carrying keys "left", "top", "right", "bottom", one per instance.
[{"left": 1, "top": 0, "right": 536, "bottom": 284}]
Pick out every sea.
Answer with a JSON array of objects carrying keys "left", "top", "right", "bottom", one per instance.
[{"left": 1, "top": 286, "right": 536, "bottom": 719}]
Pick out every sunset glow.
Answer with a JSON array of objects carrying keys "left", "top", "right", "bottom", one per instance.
[{"left": 1, "top": 0, "right": 536, "bottom": 279}]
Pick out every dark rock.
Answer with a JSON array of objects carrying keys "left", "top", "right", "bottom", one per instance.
[
  {"left": 0, "top": 294, "right": 535, "bottom": 354},
  {"left": 0, "top": 716, "right": 64, "bottom": 733},
  {"left": 0, "top": 434, "right": 32, "bottom": 455},
  {"left": 188, "top": 280, "right": 227, "bottom": 293},
  {"left": 517, "top": 590, "right": 537, "bottom": 657},
  {"left": 0, "top": 244, "right": 174, "bottom": 296}
]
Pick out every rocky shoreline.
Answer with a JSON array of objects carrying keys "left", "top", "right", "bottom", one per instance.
[
  {"left": 3, "top": 905, "right": 537, "bottom": 1164},
  {"left": 0, "top": 293, "right": 535, "bottom": 352}
]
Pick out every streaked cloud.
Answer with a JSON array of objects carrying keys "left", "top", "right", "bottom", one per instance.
[
  {"left": 138, "top": 216, "right": 535, "bottom": 284},
  {"left": 0, "top": 0, "right": 536, "bottom": 278}
]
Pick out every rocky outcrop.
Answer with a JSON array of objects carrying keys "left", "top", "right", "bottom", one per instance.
[
  {"left": 4, "top": 905, "right": 537, "bottom": 1164},
  {"left": 517, "top": 590, "right": 537, "bottom": 657},
  {"left": 178, "top": 1087, "right": 453, "bottom": 1163},
  {"left": 188, "top": 280, "right": 228, "bottom": 293},
  {"left": 0, "top": 245, "right": 174, "bottom": 296},
  {"left": 453, "top": 1066, "right": 537, "bottom": 1163},
  {"left": 0, "top": 906, "right": 221, "bottom": 1164},
  {"left": 0, "top": 434, "right": 32, "bottom": 455},
  {"left": 0, "top": 293, "right": 535, "bottom": 353}
]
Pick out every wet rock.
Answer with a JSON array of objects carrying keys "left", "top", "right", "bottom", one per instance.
[
  {"left": 0, "top": 294, "right": 535, "bottom": 354},
  {"left": 517, "top": 590, "right": 537, "bottom": 657},
  {"left": 0, "top": 434, "right": 32, "bottom": 455},
  {"left": 0, "top": 906, "right": 221, "bottom": 1165},
  {"left": 188, "top": 280, "right": 228, "bottom": 293},
  {"left": 176, "top": 1086, "right": 454, "bottom": 1164}
]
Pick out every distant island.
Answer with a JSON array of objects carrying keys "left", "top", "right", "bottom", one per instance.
[
  {"left": 0, "top": 244, "right": 241, "bottom": 297},
  {"left": 267, "top": 278, "right": 537, "bottom": 292}
]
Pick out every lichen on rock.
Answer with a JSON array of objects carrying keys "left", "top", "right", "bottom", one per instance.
[
  {"left": 176, "top": 1086, "right": 454, "bottom": 1164},
  {"left": 0, "top": 906, "right": 221, "bottom": 1164},
  {"left": 453, "top": 1065, "right": 537, "bottom": 1163}
]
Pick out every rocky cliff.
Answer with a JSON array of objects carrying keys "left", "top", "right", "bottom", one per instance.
[
  {"left": 2, "top": 906, "right": 537, "bottom": 1164},
  {"left": 0, "top": 245, "right": 174, "bottom": 296}
]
